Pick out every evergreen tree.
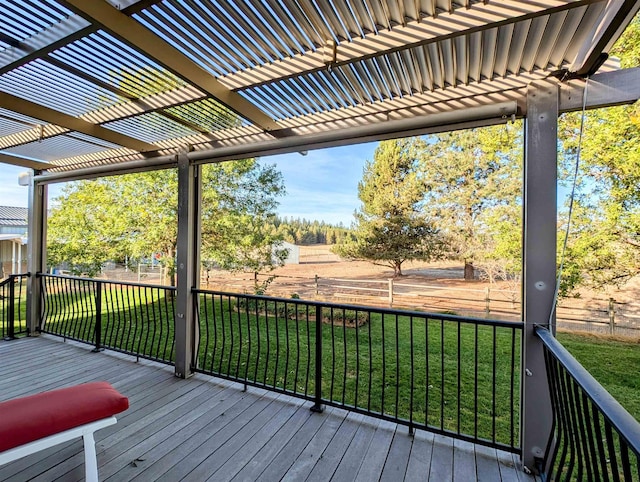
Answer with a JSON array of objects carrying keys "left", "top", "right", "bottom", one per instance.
[
  {"left": 334, "top": 139, "right": 443, "bottom": 276},
  {"left": 420, "top": 123, "right": 522, "bottom": 280}
]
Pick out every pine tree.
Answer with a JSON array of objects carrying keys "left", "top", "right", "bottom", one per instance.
[{"left": 334, "top": 139, "right": 443, "bottom": 276}]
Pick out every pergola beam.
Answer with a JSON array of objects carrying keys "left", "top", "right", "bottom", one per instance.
[
  {"left": 572, "top": 0, "right": 640, "bottom": 75},
  {"left": 0, "top": 0, "right": 160, "bottom": 74},
  {"left": 0, "top": 153, "right": 52, "bottom": 171},
  {"left": 0, "top": 84, "right": 207, "bottom": 150},
  {"left": 60, "top": 0, "right": 283, "bottom": 134},
  {"left": 0, "top": 91, "right": 158, "bottom": 153}
]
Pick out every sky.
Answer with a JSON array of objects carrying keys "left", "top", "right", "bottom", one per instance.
[{"left": 0, "top": 142, "right": 378, "bottom": 226}]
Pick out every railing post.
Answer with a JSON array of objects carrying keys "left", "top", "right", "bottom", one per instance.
[
  {"left": 522, "top": 79, "right": 558, "bottom": 474},
  {"left": 92, "top": 281, "right": 103, "bottom": 352},
  {"left": 485, "top": 287, "right": 490, "bottom": 315},
  {"left": 311, "top": 303, "right": 323, "bottom": 413},
  {"left": 608, "top": 298, "right": 615, "bottom": 335},
  {"left": 6, "top": 276, "right": 15, "bottom": 340}
]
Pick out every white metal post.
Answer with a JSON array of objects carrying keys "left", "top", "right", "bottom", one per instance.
[
  {"left": 26, "top": 172, "right": 47, "bottom": 336},
  {"left": 521, "top": 79, "right": 558, "bottom": 473}
]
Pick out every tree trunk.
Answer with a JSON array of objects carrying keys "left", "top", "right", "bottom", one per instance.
[
  {"left": 393, "top": 260, "right": 403, "bottom": 277},
  {"left": 464, "top": 261, "right": 474, "bottom": 280}
]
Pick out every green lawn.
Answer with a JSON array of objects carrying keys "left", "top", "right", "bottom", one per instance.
[{"left": 557, "top": 332, "right": 640, "bottom": 421}]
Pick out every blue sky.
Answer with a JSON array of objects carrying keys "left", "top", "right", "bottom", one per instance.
[{"left": 0, "top": 142, "right": 377, "bottom": 226}]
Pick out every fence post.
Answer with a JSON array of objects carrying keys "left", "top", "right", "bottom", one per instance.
[
  {"left": 609, "top": 298, "right": 615, "bottom": 335},
  {"left": 311, "top": 304, "right": 323, "bottom": 413},
  {"left": 6, "top": 276, "right": 15, "bottom": 340},
  {"left": 92, "top": 281, "right": 103, "bottom": 352},
  {"left": 388, "top": 278, "right": 394, "bottom": 307},
  {"left": 315, "top": 274, "right": 319, "bottom": 296},
  {"left": 485, "top": 287, "right": 490, "bottom": 315}
]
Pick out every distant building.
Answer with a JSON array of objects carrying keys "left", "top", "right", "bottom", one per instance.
[
  {"left": 280, "top": 241, "right": 299, "bottom": 265},
  {"left": 0, "top": 206, "right": 28, "bottom": 277}
]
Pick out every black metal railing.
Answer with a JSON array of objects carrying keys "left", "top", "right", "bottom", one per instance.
[
  {"left": 537, "top": 326, "right": 640, "bottom": 481},
  {"left": 194, "top": 289, "right": 523, "bottom": 452},
  {"left": 40, "top": 274, "right": 176, "bottom": 364},
  {"left": 0, "top": 273, "right": 29, "bottom": 339}
]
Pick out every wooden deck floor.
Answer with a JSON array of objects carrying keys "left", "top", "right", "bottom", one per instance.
[{"left": 0, "top": 336, "right": 537, "bottom": 481}]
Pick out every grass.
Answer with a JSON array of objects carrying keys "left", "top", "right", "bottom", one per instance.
[{"left": 557, "top": 331, "right": 640, "bottom": 421}]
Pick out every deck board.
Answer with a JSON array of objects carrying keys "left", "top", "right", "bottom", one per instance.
[{"left": 0, "top": 336, "right": 538, "bottom": 481}]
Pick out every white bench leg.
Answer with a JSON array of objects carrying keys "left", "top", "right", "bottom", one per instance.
[{"left": 83, "top": 432, "right": 99, "bottom": 482}]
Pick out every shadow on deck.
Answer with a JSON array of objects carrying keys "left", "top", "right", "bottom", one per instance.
[{"left": 0, "top": 336, "right": 536, "bottom": 481}]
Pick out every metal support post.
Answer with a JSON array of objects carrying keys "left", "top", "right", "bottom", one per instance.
[
  {"left": 26, "top": 172, "right": 47, "bottom": 336},
  {"left": 311, "top": 304, "right": 323, "bottom": 413},
  {"left": 522, "top": 80, "right": 558, "bottom": 473},
  {"left": 174, "top": 154, "right": 201, "bottom": 378},
  {"left": 6, "top": 276, "right": 15, "bottom": 340},
  {"left": 92, "top": 281, "right": 103, "bottom": 352}
]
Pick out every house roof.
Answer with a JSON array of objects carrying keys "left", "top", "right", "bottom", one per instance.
[
  {"left": 0, "top": 0, "right": 638, "bottom": 179},
  {"left": 0, "top": 206, "right": 28, "bottom": 227}
]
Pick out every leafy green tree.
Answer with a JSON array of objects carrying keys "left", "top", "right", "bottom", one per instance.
[
  {"left": 556, "top": 14, "right": 640, "bottom": 294},
  {"left": 48, "top": 159, "right": 286, "bottom": 283},
  {"left": 420, "top": 123, "right": 523, "bottom": 280},
  {"left": 334, "top": 139, "right": 443, "bottom": 276}
]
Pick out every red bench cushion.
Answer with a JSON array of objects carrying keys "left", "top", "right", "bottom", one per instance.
[{"left": 0, "top": 381, "right": 129, "bottom": 452}]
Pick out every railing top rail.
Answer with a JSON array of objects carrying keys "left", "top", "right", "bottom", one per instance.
[
  {"left": 194, "top": 287, "right": 524, "bottom": 329},
  {"left": 40, "top": 273, "right": 177, "bottom": 291},
  {"left": 536, "top": 325, "right": 640, "bottom": 455},
  {"left": 0, "top": 273, "right": 29, "bottom": 288}
]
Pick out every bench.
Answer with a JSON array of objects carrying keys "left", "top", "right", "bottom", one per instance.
[{"left": 0, "top": 382, "right": 129, "bottom": 481}]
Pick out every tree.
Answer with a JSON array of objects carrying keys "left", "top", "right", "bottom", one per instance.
[
  {"left": 334, "top": 139, "right": 443, "bottom": 276},
  {"left": 555, "top": 13, "right": 640, "bottom": 294},
  {"left": 48, "top": 159, "right": 286, "bottom": 283},
  {"left": 420, "top": 123, "right": 523, "bottom": 280}
]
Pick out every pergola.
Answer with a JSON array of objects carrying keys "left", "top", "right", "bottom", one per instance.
[{"left": 1, "top": 0, "right": 639, "bottom": 475}]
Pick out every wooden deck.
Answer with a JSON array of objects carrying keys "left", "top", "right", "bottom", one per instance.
[{"left": 0, "top": 336, "right": 537, "bottom": 481}]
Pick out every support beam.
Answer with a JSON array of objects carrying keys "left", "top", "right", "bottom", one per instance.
[
  {"left": 0, "top": 92, "right": 158, "bottom": 153},
  {"left": 521, "top": 80, "right": 559, "bottom": 473},
  {"left": 560, "top": 67, "right": 640, "bottom": 111},
  {"left": 572, "top": 0, "right": 640, "bottom": 75},
  {"left": 0, "top": 153, "right": 51, "bottom": 171},
  {"left": 61, "top": 0, "right": 283, "bottom": 134},
  {"left": 174, "top": 154, "right": 201, "bottom": 378},
  {"left": 26, "top": 172, "right": 47, "bottom": 336},
  {"left": 0, "top": 0, "right": 159, "bottom": 74}
]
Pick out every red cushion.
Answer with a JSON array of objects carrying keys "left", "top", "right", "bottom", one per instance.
[{"left": 0, "top": 381, "right": 129, "bottom": 452}]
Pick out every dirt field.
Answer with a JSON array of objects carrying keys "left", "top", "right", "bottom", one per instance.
[{"left": 199, "top": 245, "right": 640, "bottom": 336}]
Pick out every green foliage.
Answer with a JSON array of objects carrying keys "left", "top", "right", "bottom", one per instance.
[
  {"left": 334, "top": 139, "right": 444, "bottom": 276},
  {"left": 48, "top": 159, "right": 286, "bottom": 283},
  {"left": 556, "top": 16, "right": 640, "bottom": 294},
  {"left": 420, "top": 123, "right": 523, "bottom": 280}
]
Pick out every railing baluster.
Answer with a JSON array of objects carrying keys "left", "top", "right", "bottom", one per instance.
[
  {"left": 537, "top": 326, "right": 640, "bottom": 482},
  {"left": 311, "top": 302, "right": 323, "bottom": 413},
  {"left": 7, "top": 275, "right": 15, "bottom": 340},
  {"left": 92, "top": 281, "right": 102, "bottom": 352}
]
